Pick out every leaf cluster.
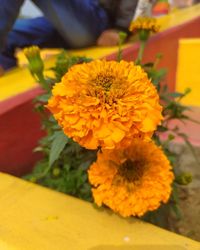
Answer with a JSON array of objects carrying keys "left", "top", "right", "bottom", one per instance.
[
  {"left": 51, "top": 50, "right": 92, "bottom": 82},
  {"left": 142, "top": 55, "right": 198, "bottom": 226}
]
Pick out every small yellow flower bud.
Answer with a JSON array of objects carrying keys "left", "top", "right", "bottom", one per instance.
[
  {"left": 129, "top": 16, "right": 160, "bottom": 40},
  {"left": 118, "top": 31, "right": 127, "bottom": 44},
  {"left": 52, "top": 167, "right": 61, "bottom": 177},
  {"left": 30, "top": 177, "right": 37, "bottom": 183},
  {"left": 23, "top": 46, "right": 44, "bottom": 77},
  {"left": 23, "top": 45, "right": 40, "bottom": 59},
  {"left": 176, "top": 172, "right": 192, "bottom": 185}
]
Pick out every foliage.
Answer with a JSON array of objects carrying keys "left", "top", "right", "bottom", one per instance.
[
  {"left": 141, "top": 54, "right": 195, "bottom": 227},
  {"left": 25, "top": 135, "right": 95, "bottom": 201},
  {"left": 51, "top": 50, "right": 92, "bottom": 82},
  {"left": 24, "top": 31, "right": 197, "bottom": 227}
]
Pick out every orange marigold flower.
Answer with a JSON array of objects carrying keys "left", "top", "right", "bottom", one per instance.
[
  {"left": 47, "top": 60, "right": 162, "bottom": 149},
  {"left": 88, "top": 140, "right": 174, "bottom": 217},
  {"left": 129, "top": 16, "right": 160, "bottom": 33}
]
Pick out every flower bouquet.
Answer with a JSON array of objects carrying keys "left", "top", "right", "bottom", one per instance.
[{"left": 24, "top": 17, "right": 194, "bottom": 227}]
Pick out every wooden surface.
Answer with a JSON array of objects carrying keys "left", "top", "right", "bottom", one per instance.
[{"left": 0, "top": 172, "right": 199, "bottom": 250}]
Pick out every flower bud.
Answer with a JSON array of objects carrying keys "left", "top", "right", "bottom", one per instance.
[
  {"left": 52, "top": 167, "right": 61, "bottom": 177},
  {"left": 176, "top": 172, "right": 192, "bottom": 185},
  {"left": 24, "top": 46, "right": 44, "bottom": 76}
]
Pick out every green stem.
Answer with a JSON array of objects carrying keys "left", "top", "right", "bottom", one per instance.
[
  {"left": 153, "top": 54, "right": 162, "bottom": 69},
  {"left": 37, "top": 72, "right": 49, "bottom": 91},
  {"left": 136, "top": 40, "right": 146, "bottom": 65},
  {"left": 117, "top": 31, "right": 127, "bottom": 62},
  {"left": 117, "top": 42, "right": 122, "bottom": 62},
  {"left": 153, "top": 58, "right": 159, "bottom": 69}
]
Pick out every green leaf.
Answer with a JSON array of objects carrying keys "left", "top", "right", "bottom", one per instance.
[
  {"left": 166, "top": 92, "right": 184, "bottom": 98},
  {"left": 184, "top": 87, "right": 191, "bottom": 96},
  {"left": 156, "top": 68, "right": 167, "bottom": 78},
  {"left": 143, "top": 62, "right": 154, "bottom": 67},
  {"left": 157, "top": 126, "right": 168, "bottom": 132},
  {"left": 49, "top": 131, "right": 69, "bottom": 167},
  {"left": 171, "top": 204, "right": 182, "bottom": 220},
  {"left": 35, "top": 93, "right": 52, "bottom": 103}
]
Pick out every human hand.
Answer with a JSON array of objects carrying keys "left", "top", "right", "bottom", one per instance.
[{"left": 97, "top": 29, "right": 121, "bottom": 46}]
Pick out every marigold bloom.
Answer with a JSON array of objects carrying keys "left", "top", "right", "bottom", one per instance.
[
  {"left": 129, "top": 16, "right": 160, "bottom": 33},
  {"left": 88, "top": 140, "right": 174, "bottom": 217},
  {"left": 47, "top": 60, "right": 162, "bottom": 149}
]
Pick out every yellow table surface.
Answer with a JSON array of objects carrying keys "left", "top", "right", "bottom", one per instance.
[
  {"left": 0, "top": 172, "right": 199, "bottom": 250},
  {"left": 0, "top": 4, "right": 200, "bottom": 102}
]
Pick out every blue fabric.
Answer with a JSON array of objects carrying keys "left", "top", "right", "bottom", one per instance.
[
  {"left": 0, "top": 0, "right": 109, "bottom": 69},
  {"left": 0, "top": 0, "right": 25, "bottom": 49},
  {"left": 0, "top": 17, "right": 65, "bottom": 69}
]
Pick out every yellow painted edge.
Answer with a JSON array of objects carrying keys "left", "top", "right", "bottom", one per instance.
[
  {"left": 0, "top": 172, "right": 199, "bottom": 250},
  {"left": 158, "top": 3, "right": 200, "bottom": 31},
  {"left": 176, "top": 38, "right": 200, "bottom": 105},
  {"left": 0, "top": 45, "right": 124, "bottom": 101}
]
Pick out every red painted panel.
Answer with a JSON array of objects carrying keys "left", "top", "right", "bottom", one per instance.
[{"left": 0, "top": 88, "right": 45, "bottom": 176}]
